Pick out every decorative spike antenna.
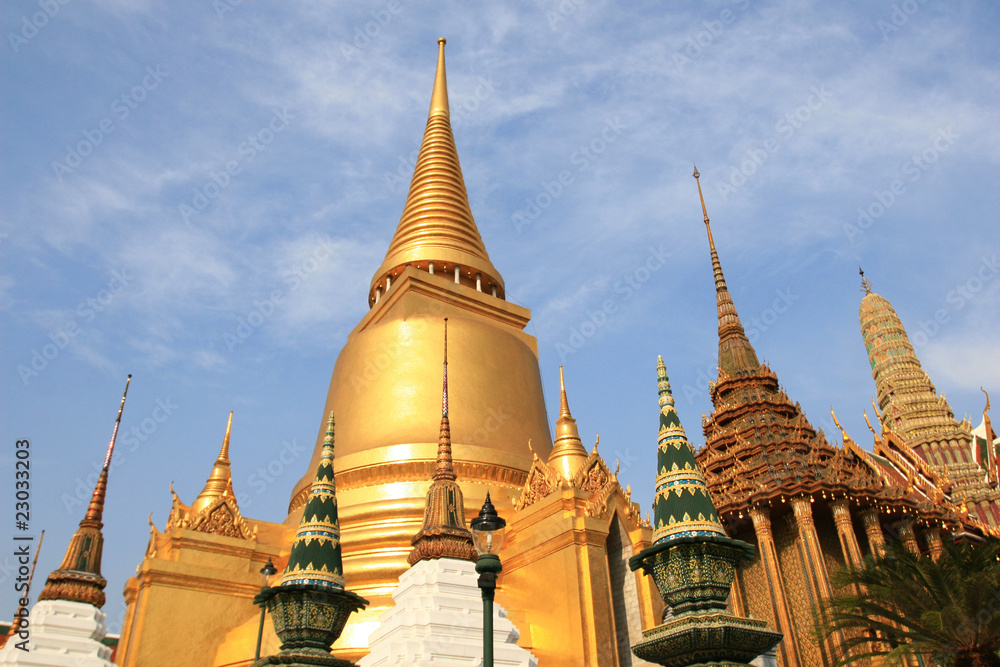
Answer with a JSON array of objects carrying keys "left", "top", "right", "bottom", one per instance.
[
  {"left": 409, "top": 319, "right": 477, "bottom": 564},
  {"left": 220, "top": 410, "right": 233, "bottom": 463},
  {"left": 40, "top": 375, "right": 132, "bottom": 608},
  {"left": 559, "top": 365, "right": 572, "bottom": 419},
  {"left": 860, "top": 267, "right": 873, "bottom": 294},
  {"left": 693, "top": 168, "right": 759, "bottom": 376},
  {"left": 429, "top": 37, "right": 449, "bottom": 117},
  {"left": 86, "top": 374, "right": 131, "bottom": 522},
  {"left": 434, "top": 318, "right": 455, "bottom": 481},
  {"left": 694, "top": 165, "right": 725, "bottom": 293}
]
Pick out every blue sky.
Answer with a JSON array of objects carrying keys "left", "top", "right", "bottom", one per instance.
[{"left": 2, "top": 1, "right": 998, "bottom": 632}]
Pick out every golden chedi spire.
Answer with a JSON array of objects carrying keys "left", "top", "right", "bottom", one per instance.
[
  {"left": 548, "top": 366, "right": 589, "bottom": 480},
  {"left": 290, "top": 41, "right": 553, "bottom": 655},
  {"left": 858, "top": 272, "right": 1000, "bottom": 529},
  {"left": 859, "top": 273, "right": 970, "bottom": 450},
  {"left": 369, "top": 37, "right": 504, "bottom": 305},
  {"left": 40, "top": 375, "right": 131, "bottom": 609},
  {"left": 693, "top": 166, "right": 760, "bottom": 376},
  {"left": 191, "top": 411, "right": 235, "bottom": 515},
  {"left": 409, "top": 319, "right": 478, "bottom": 565}
]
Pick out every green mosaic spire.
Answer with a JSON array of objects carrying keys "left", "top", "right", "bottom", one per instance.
[
  {"left": 280, "top": 412, "right": 345, "bottom": 589},
  {"left": 652, "top": 356, "right": 726, "bottom": 545}
]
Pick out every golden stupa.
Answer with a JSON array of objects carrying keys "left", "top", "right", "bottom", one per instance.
[
  {"left": 118, "top": 39, "right": 659, "bottom": 666},
  {"left": 285, "top": 37, "right": 554, "bottom": 647}
]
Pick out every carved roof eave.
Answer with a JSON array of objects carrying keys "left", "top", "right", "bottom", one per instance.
[
  {"left": 163, "top": 484, "right": 256, "bottom": 541},
  {"left": 704, "top": 454, "right": 953, "bottom": 527},
  {"left": 843, "top": 434, "right": 896, "bottom": 487},
  {"left": 876, "top": 429, "right": 944, "bottom": 490},
  {"left": 514, "top": 452, "right": 562, "bottom": 511},
  {"left": 587, "top": 480, "right": 649, "bottom": 529},
  {"left": 516, "top": 444, "right": 638, "bottom": 526}
]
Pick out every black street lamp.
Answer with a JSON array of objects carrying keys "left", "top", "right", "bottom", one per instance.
[
  {"left": 254, "top": 558, "right": 277, "bottom": 661},
  {"left": 471, "top": 492, "right": 506, "bottom": 667}
]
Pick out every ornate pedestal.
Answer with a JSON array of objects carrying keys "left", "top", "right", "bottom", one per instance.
[
  {"left": 252, "top": 585, "right": 368, "bottom": 667},
  {"left": 630, "top": 536, "right": 782, "bottom": 667}
]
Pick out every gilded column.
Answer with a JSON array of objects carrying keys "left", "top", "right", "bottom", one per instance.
[
  {"left": 791, "top": 497, "right": 838, "bottom": 663},
  {"left": 860, "top": 509, "right": 886, "bottom": 557},
  {"left": 924, "top": 526, "right": 944, "bottom": 561},
  {"left": 750, "top": 505, "right": 801, "bottom": 667},
  {"left": 791, "top": 498, "right": 835, "bottom": 600},
  {"left": 896, "top": 520, "right": 920, "bottom": 555},
  {"left": 829, "top": 500, "right": 863, "bottom": 569},
  {"left": 729, "top": 566, "right": 747, "bottom": 617}
]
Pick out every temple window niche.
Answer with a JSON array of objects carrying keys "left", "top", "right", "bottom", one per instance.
[{"left": 606, "top": 514, "right": 647, "bottom": 666}]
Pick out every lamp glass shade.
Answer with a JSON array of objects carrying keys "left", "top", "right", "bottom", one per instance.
[
  {"left": 260, "top": 558, "right": 277, "bottom": 587},
  {"left": 472, "top": 524, "right": 505, "bottom": 556}
]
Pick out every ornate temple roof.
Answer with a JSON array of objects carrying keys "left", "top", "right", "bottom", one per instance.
[
  {"left": 409, "top": 318, "right": 478, "bottom": 564},
  {"left": 162, "top": 411, "right": 255, "bottom": 541},
  {"left": 368, "top": 37, "right": 503, "bottom": 305},
  {"left": 280, "top": 412, "right": 346, "bottom": 589},
  {"left": 652, "top": 356, "right": 726, "bottom": 544},
  {"left": 40, "top": 375, "right": 131, "bottom": 609},
  {"left": 689, "top": 177, "right": 950, "bottom": 528}
]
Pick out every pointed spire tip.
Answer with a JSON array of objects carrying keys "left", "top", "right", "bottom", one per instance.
[
  {"left": 558, "top": 365, "right": 572, "bottom": 420},
  {"left": 430, "top": 36, "right": 449, "bottom": 117}
]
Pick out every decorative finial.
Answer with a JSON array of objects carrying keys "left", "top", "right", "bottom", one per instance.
[
  {"left": 102, "top": 374, "right": 131, "bottom": 470},
  {"left": 409, "top": 321, "right": 477, "bottom": 564},
  {"left": 559, "top": 365, "right": 571, "bottom": 419},
  {"left": 651, "top": 357, "right": 725, "bottom": 545},
  {"left": 219, "top": 410, "right": 233, "bottom": 464},
  {"left": 657, "top": 355, "right": 672, "bottom": 409},
  {"left": 280, "top": 411, "right": 346, "bottom": 589},
  {"left": 549, "top": 365, "right": 588, "bottom": 480},
  {"left": 191, "top": 410, "right": 239, "bottom": 515},
  {"left": 430, "top": 36, "right": 450, "bottom": 117},
  {"left": 443, "top": 318, "right": 449, "bottom": 418},
  {"left": 434, "top": 319, "right": 456, "bottom": 482},
  {"left": 693, "top": 165, "right": 711, "bottom": 228},
  {"left": 87, "top": 374, "right": 132, "bottom": 522},
  {"left": 40, "top": 377, "right": 131, "bottom": 608},
  {"left": 830, "top": 407, "right": 851, "bottom": 444},
  {"left": 859, "top": 267, "right": 873, "bottom": 294}
]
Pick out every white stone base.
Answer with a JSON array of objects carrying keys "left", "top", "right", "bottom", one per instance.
[
  {"left": 0, "top": 600, "right": 114, "bottom": 666},
  {"left": 359, "top": 558, "right": 537, "bottom": 667},
  {"left": 751, "top": 649, "right": 778, "bottom": 667}
]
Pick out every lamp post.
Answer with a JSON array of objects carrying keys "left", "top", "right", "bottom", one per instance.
[
  {"left": 471, "top": 492, "right": 506, "bottom": 667},
  {"left": 254, "top": 558, "right": 277, "bottom": 661}
]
